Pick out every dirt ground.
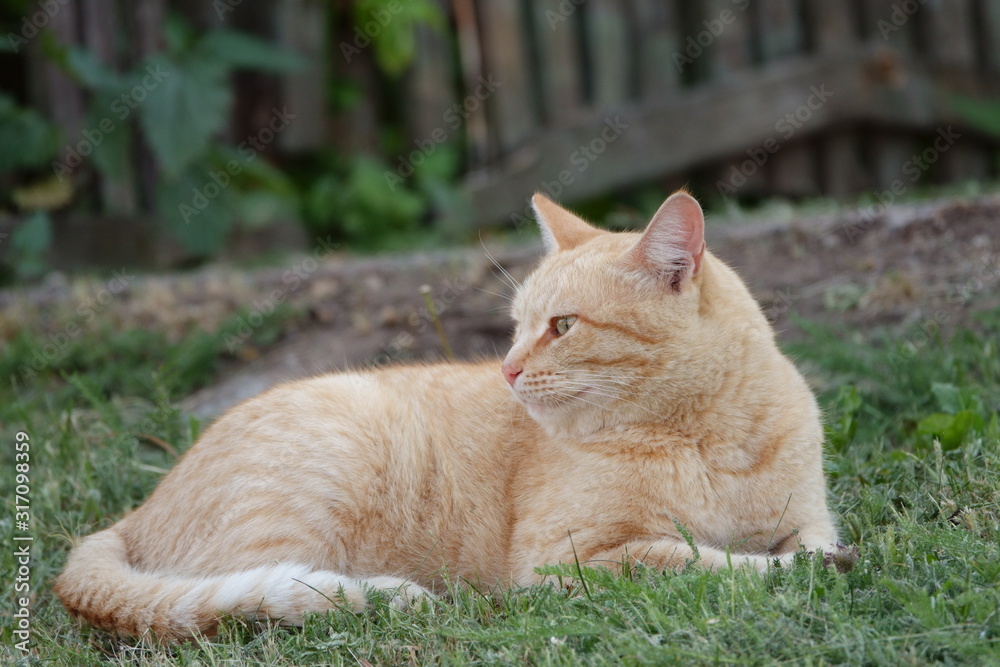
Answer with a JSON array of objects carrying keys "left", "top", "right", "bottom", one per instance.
[{"left": 3, "top": 194, "right": 998, "bottom": 420}]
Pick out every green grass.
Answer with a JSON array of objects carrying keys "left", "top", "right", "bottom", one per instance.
[{"left": 1, "top": 301, "right": 998, "bottom": 665}]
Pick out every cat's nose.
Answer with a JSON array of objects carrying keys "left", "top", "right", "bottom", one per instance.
[{"left": 502, "top": 360, "right": 522, "bottom": 387}]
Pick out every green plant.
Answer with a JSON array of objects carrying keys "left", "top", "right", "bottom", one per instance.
[
  {"left": 0, "top": 92, "right": 60, "bottom": 173},
  {"left": 54, "top": 15, "right": 303, "bottom": 255},
  {"left": 351, "top": 0, "right": 445, "bottom": 76},
  {"left": 0, "top": 93, "right": 66, "bottom": 282}
]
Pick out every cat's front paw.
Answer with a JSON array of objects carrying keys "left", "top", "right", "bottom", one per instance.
[
  {"left": 390, "top": 582, "right": 435, "bottom": 611},
  {"left": 820, "top": 543, "right": 859, "bottom": 573},
  {"left": 363, "top": 576, "right": 435, "bottom": 611}
]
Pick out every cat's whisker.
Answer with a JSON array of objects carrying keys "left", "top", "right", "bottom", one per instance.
[
  {"left": 475, "top": 287, "right": 513, "bottom": 303},
  {"left": 480, "top": 243, "right": 522, "bottom": 292},
  {"left": 554, "top": 383, "right": 667, "bottom": 420},
  {"left": 549, "top": 389, "right": 664, "bottom": 421}
]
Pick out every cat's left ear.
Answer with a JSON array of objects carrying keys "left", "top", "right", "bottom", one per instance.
[
  {"left": 532, "top": 193, "right": 604, "bottom": 254},
  {"left": 624, "top": 191, "right": 706, "bottom": 286}
]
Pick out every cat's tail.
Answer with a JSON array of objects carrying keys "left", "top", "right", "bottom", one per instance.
[{"left": 55, "top": 527, "right": 429, "bottom": 642}]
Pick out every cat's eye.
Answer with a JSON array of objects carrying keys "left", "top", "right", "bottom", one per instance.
[{"left": 552, "top": 315, "right": 577, "bottom": 336}]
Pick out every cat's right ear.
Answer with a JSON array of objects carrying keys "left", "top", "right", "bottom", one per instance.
[
  {"left": 623, "top": 191, "right": 706, "bottom": 288},
  {"left": 532, "top": 193, "right": 604, "bottom": 254}
]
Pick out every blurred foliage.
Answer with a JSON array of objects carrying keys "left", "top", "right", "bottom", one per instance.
[
  {"left": 950, "top": 94, "right": 1000, "bottom": 138},
  {"left": 7, "top": 210, "right": 51, "bottom": 281},
  {"left": 55, "top": 14, "right": 304, "bottom": 256},
  {"left": 0, "top": 91, "right": 62, "bottom": 281},
  {"left": 0, "top": 92, "right": 60, "bottom": 172},
  {"left": 352, "top": 0, "right": 445, "bottom": 76},
  {"left": 300, "top": 141, "right": 467, "bottom": 252},
  {"left": 0, "top": 1, "right": 462, "bottom": 273}
]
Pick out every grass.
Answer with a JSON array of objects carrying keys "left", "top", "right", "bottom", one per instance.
[{"left": 1, "top": 292, "right": 998, "bottom": 665}]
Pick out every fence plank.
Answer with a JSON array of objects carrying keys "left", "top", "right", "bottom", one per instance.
[
  {"left": 632, "top": 0, "right": 681, "bottom": 100},
  {"left": 29, "top": 2, "right": 84, "bottom": 143},
  {"left": 702, "top": 0, "right": 754, "bottom": 80},
  {"left": 984, "top": 0, "right": 1000, "bottom": 72},
  {"left": 697, "top": 0, "right": 764, "bottom": 196},
  {"left": 531, "top": 0, "right": 584, "bottom": 124},
  {"left": 918, "top": 0, "right": 990, "bottom": 184},
  {"left": 477, "top": 0, "right": 537, "bottom": 153},
  {"left": 806, "top": 0, "right": 856, "bottom": 53},
  {"left": 585, "top": 0, "right": 631, "bottom": 108},
  {"left": 859, "top": 0, "right": 918, "bottom": 190},
  {"left": 920, "top": 0, "right": 976, "bottom": 68},
  {"left": 757, "top": 0, "right": 819, "bottom": 197},
  {"left": 82, "top": 1, "right": 137, "bottom": 216},
  {"left": 404, "top": 3, "right": 457, "bottom": 150},
  {"left": 278, "top": 0, "right": 329, "bottom": 152},
  {"left": 805, "top": 0, "right": 868, "bottom": 195}
]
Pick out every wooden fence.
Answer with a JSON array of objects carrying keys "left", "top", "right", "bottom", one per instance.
[
  {"left": 413, "top": 0, "right": 1000, "bottom": 225},
  {"left": 13, "top": 0, "right": 1000, "bottom": 235}
]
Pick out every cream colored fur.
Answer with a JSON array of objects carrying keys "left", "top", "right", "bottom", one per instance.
[{"left": 56, "top": 192, "right": 839, "bottom": 642}]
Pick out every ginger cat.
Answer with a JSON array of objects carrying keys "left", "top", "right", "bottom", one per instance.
[{"left": 56, "top": 192, "right": 841, "bottom": 642}]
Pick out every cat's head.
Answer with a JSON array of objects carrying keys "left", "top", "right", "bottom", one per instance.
[{"left": 502, "top": 191, "right": 757, "bottom": 437}]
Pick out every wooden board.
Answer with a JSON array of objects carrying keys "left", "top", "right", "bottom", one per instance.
[
  {"left": 477, "top": 0, "right": 537, "bottom": 153},
  {"left": 530, "top": 0, "right": 583, "bottom": 125},
  {"left": 84, "top": 1, "right": 137, "bottom": 216},
  {"left": 701, "top": 0, "right": 754, "bottom": 81},
  {"left": 584, "top": 0, "right": 631, "bottom": 109},
  {"left": 278, "top": 0, "right": 331, "bottom": 152},
  {"left": 465, "top": 49, "right": 1000, "bottom": 225},
  {"left": 404, "top": 0, "right": 457, "bottom": 149},
  {"left": 804, "top": 0, "right": 867, "bottom": 195},
  {"left": 918, "top": 0, "right": 988, "bottom": 184},
  {"left": 757, "top": 0, "right": 818, "bottom": 197},
  {"left": 984, "top": 0, "right": 1000, "bottom": 72},
  {"left": 632, "top": 0, "right": 681, "bottom": 100},
  {"left": 697, "top": 0, "right": 762, "bottom": 195}
]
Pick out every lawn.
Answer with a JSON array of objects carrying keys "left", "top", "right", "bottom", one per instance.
[{"left": 1, "top": 287, "right": 998, "bottom": 665}]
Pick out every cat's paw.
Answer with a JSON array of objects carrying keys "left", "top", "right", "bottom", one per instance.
[
  {"left": 820, "top": 543, "right": 859, "bottom": 573},
  {"left": 362, "top": 576, "right": 434, "bottom": 611},
  {"left": 390, "top": 583, "right": 434, "bottom": 611}
]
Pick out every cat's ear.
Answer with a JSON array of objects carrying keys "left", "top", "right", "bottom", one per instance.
[
  {"left": 532, "top": 193, "right": 604, "bottom": 253},
  {"left": 622, "top": 191, "right": 705, "bottom": 286}
]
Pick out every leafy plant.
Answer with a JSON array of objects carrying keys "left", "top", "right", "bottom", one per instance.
[
  {"left": 352, "top": 0, "right": 445, "bottom": 76},
  {"left": 915, "top": 382, "right": 988, "bottom": 450},
  {"left": 305, "top": 155, "right": 426, "bottom": 250},
  {"left": 6, "top": 210, "right": 51, "bottom": 281},
  {"left": 0, "top": 92, "right": 60, "bottom": 173},
  {"left": 57, "top": 15, "right": 304, "bottom": 255}
]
